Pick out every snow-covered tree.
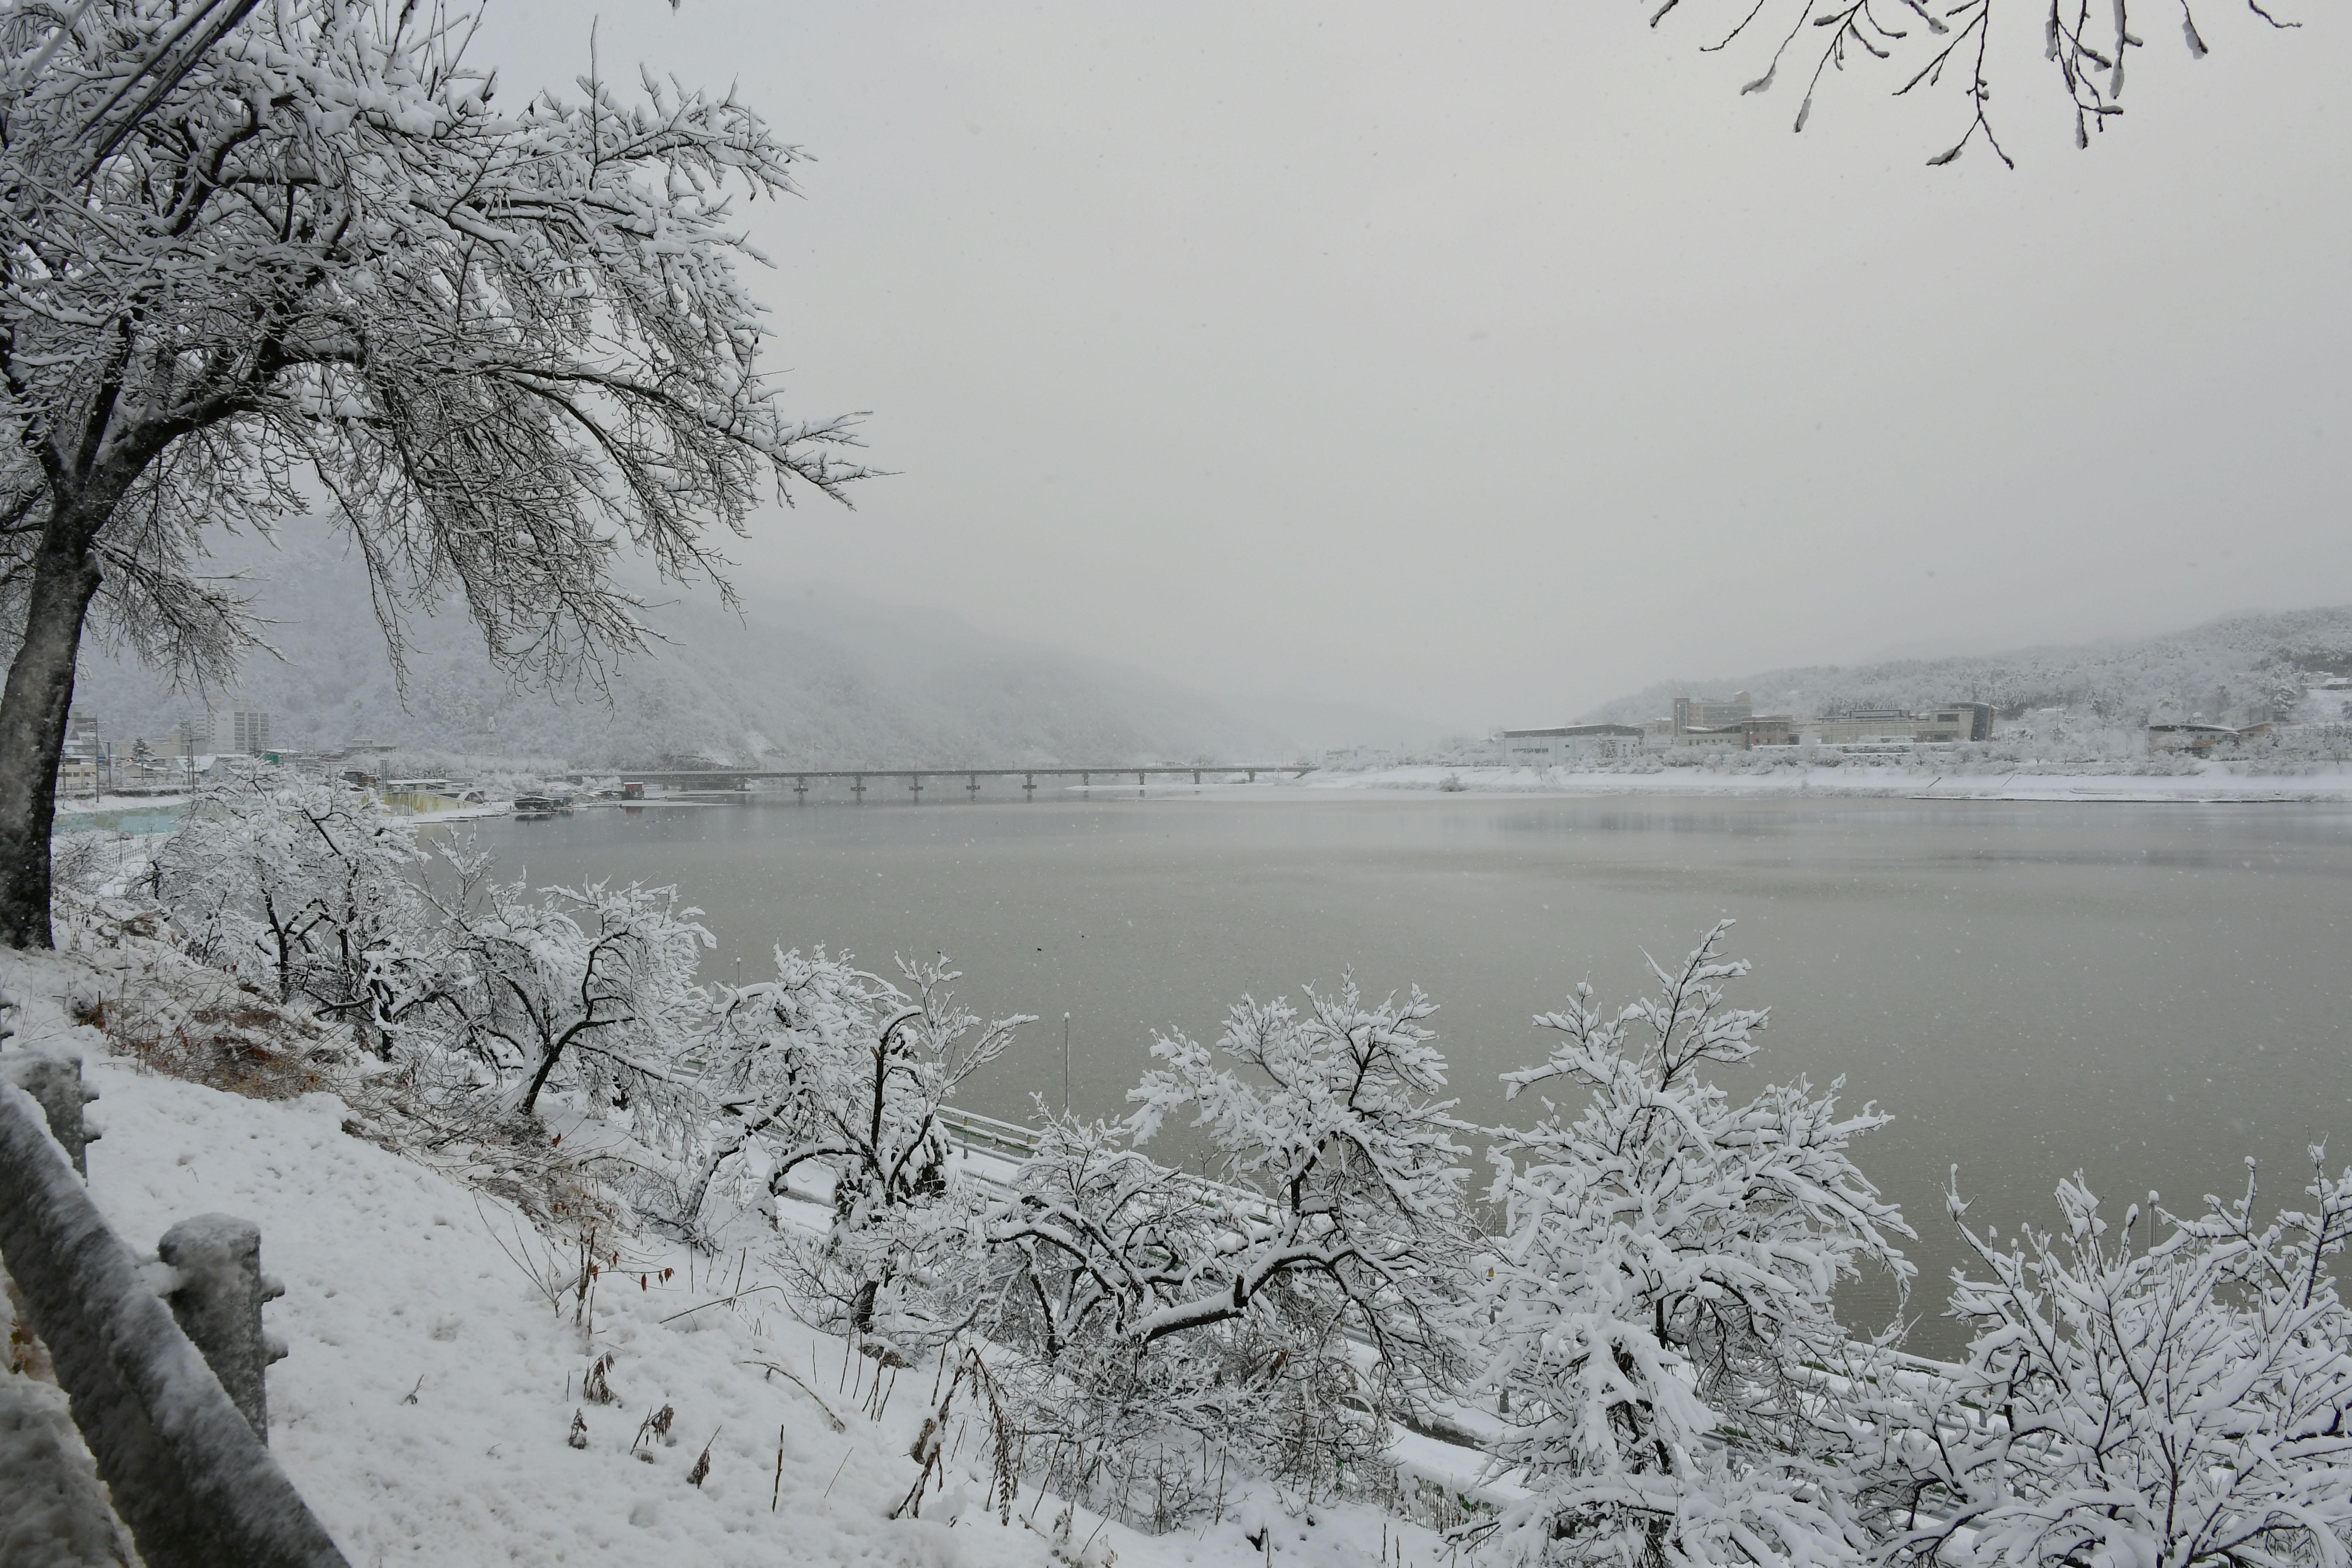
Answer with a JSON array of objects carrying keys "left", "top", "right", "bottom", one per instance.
[
  {"left": 971, "top": 977, "right": 1472, "bottom": 1501},
  {"left": 1473, "top": 921, "right": 1914, "bottom": 1568},
  {"left": 674, "top": 945, "right": 898, "bottom": 1230},
  {"left": 962, "top": 1114, "right": 1248, "bottom": 1512},
  {"left": 150, "top": 778, "right": 436, "bottom": 1050},
  {"left": 1123, "top": 977, "right": 1473, "bottom": 1365},
  {"left": 440, "top": 872, "right": 711, "bottom": 1122},
  {"left": 0, "top": 0, "right": 868, "bottom": 948},
  {"left": 1857, "top": 1152, "right": 2352, "bottom": 1568},
  {"left": 683, "top": 949, "right": 1022, "bottom": 1339}
]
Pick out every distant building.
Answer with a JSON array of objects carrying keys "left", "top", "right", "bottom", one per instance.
[
  {"left": 2149, "top": 721, "right": 2269, "bottom": 756},
  {"left": 1500, "top": 724, "right": 1647, "bottom": 765},
  {"left": 1671, "top": 692, "right": 1752, "bottom": 734},
  {"left": 57, "top": 712, "right": 109, "bottom": 794},
  {"left": 182, "top": 708, "right": 270, "bottom": 755},
  {"left": 1664, "top": 713, "right": 1796, "bottom": 750},
  {"left": 1812, "top": 704, "right": 1990, "bottom": 747}
]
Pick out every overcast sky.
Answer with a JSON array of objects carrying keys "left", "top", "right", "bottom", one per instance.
[{"left": 470, "top": 1, "right": 2350, "bottom": 731}]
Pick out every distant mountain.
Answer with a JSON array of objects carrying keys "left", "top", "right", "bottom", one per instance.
[
  {"left": 68, "top": 528, "right": 1390, "bottom": 768},
  {"left": 1587, "top": 606, "right": 2352, "bottom": 730}
]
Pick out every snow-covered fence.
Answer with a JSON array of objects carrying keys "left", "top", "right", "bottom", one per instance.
[{"left": 0, "top": 1073, "right": 348, "bottom": 1568}]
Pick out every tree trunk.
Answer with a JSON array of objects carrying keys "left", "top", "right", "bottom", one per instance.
[{"left": 0, "top": 524, "right": 105, "bottom": 948}]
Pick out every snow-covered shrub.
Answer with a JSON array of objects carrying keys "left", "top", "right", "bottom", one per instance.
[
  {"left": 675, "top": 945, "right": 900, "bottom": 1229},
  {"left": 434, "top": 865, "right": 712, "bottom": 1124},
  {"left": 1855, "top": 1154, "right": 2352, "bottom": 1568},
  {"left": 150, "top": 781, "right": 436, "bottom": 1052},
  {"left": 1471, "top": 921, "right": 1914, "bottom": 1568},
  {"left": 974, "top": 1111, "right": 1404, "bottom": 1520},
  {"left": 1125, "top": 979, "right": 1472, "bottom": 1367},
  {"left": 94, "top": 951, "right": 348, "bottom": 1101},
  {"left": 687, "top": 949, "right": 1023, "bottom": 1344},
  {"left": 977, "top": 979, "right": 1472, "bottom": 1510},
  {"left": 964, "top": 1115, "right": 1237, "bottom": 1521}
]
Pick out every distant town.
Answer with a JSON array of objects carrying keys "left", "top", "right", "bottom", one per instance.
[{"left": 1500, "top": 688, "right": 2306, "bottom": 765}]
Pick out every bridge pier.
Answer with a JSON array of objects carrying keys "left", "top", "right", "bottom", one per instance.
[
  {"left": 852, "top": 775, "right": 865, "bottom": 802},
  {"left": 793, "top": 776, "right": 808, "bottom": 803},
  {"left": 967, "top": 773, "right": 981, "bottom": 801},
  {"left": 908, "top": 775, "right": 924, "bottom": 802},
  {"left": 1023, "top": 774, "right": 1036, "bottom": 799}
]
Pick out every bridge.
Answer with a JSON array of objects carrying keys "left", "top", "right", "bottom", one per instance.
[{"left": 610, "top": 763, "right": 1317, "bottom": 800}]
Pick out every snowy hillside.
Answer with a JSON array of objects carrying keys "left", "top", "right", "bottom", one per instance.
[
  {"left": 0, "top": 938, "right": 1465, "bottom": 1568},
  {"left": 1584, "top": 606, "right": 2352, "bottom": 729},
  {"left": 65, "top": 527, "right": 1364, "bottom": 768}
]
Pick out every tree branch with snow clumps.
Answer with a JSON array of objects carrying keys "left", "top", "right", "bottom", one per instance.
[
  {"left": 1472, "top": 920, "right": 1916, "bottom": 1568},
  {"left": 1852, "top": 1152, "right": 2352, "bottom": 1568},
  {"left": 0, "top": 0, "right": 873, "bottom": 947}
]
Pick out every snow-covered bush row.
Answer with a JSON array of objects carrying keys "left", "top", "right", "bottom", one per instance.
[
  {"left": 77, "top": 782, "right": 2352, "bottom": 1563},
  {"left": 2232, "top": 724, "right": 2352, "bottom": 773}
]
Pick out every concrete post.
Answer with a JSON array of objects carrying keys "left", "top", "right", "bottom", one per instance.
[
  {"left": 156, "top": 1215, "right": 287, "bottom": 1442},
  {"left": 0, "top": 1051, "right": 101, "bottom": 1176},
  {"left": 0, "top": 1083, "right": 348, "bottom": 1566}
]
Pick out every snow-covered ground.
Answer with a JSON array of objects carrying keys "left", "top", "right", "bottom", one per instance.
[
  {"left": 0, "top": 944, "right": 1475, "bottom": 1568},
  {"left": 1293, "top": 764, "right": 2352, "bottom": 804}
]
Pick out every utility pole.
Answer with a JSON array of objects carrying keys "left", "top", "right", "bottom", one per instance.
[{"left": 1061, "top": 1013, "right": 1072, "bottom": 1119}]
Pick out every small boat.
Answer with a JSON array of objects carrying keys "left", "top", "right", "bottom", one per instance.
[{"left": 511, "top": 794, "right": 574, "bottom": 816}]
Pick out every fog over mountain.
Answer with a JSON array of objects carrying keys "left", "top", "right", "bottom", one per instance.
[
  {"left": 69, "top": 529, "right": 1438, "bottom": 767},
  {"left": 1584, "top": 606, "right": 2352, "bottom": 730}
]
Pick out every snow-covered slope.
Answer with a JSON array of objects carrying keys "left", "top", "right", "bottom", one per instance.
[
  {"left": 65, "top": 527, "right": 1346, "bottom": 769},
  {"left": 0, "top": 944, "right": 1463, "bottom": 1568},
  {"left": 1585, "top": 606, "right": 2352, "bottom": 729}
]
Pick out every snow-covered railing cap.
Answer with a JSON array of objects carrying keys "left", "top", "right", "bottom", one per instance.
[
  {"left": 0, "top": 1047, "right": 98, "bottom": 1176},
  {"left": 156, "top": 1214, "right": 286, "bottom": 1443}
]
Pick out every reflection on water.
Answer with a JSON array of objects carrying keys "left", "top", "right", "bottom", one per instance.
[{"left": 457, "top": 792, "right": 2352, "bottom": 1353}]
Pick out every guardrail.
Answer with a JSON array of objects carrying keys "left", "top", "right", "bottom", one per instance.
[{"left": 0, "top": 1016, "right": 350, "bottom": 1568}]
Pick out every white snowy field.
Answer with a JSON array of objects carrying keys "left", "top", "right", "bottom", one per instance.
[
  {"left": 0, "top": 945, "right": 1473, "bottom": 1568},
  {"left": 1295, "top": 764, "right": 2352, "bottom": 804}
]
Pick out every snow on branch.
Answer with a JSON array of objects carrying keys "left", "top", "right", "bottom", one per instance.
[
  {"left": 1473, "top": 922, "right": 1916, "bottom": 1568},
  {"left": 1855, "top": 1153, "right": 2352, "bottom": 1568},
  {"left": 0, "top": 0, "right": 872, "bottom": 696}
]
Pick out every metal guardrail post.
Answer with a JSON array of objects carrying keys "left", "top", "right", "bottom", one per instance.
[{"left": 158, "top": 1214, "right": 288, "bottom": 1442}]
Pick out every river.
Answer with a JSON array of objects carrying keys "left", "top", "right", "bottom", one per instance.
[{"left": 457, "top": 790, "right": 2352, "bottom": 1350}]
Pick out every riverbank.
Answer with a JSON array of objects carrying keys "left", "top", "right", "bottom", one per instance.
[
  {"left": 0, "top": 918, "right": 1463, "bottom": 1568},
  {"left": 50, "top": 793, "right": 524, "bottom": 837},
  {"left": 1294, "top": 764, "right": 2352, "bottom": 804}
]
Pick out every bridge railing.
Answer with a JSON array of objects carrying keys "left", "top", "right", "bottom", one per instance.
[{"left": 0, "top": 1010, "right": 349, "bottom": 1568}]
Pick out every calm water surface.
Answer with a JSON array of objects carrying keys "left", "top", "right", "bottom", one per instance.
[{"left": 460, "top": 792, "right": 2352, "bottom": 1350}]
